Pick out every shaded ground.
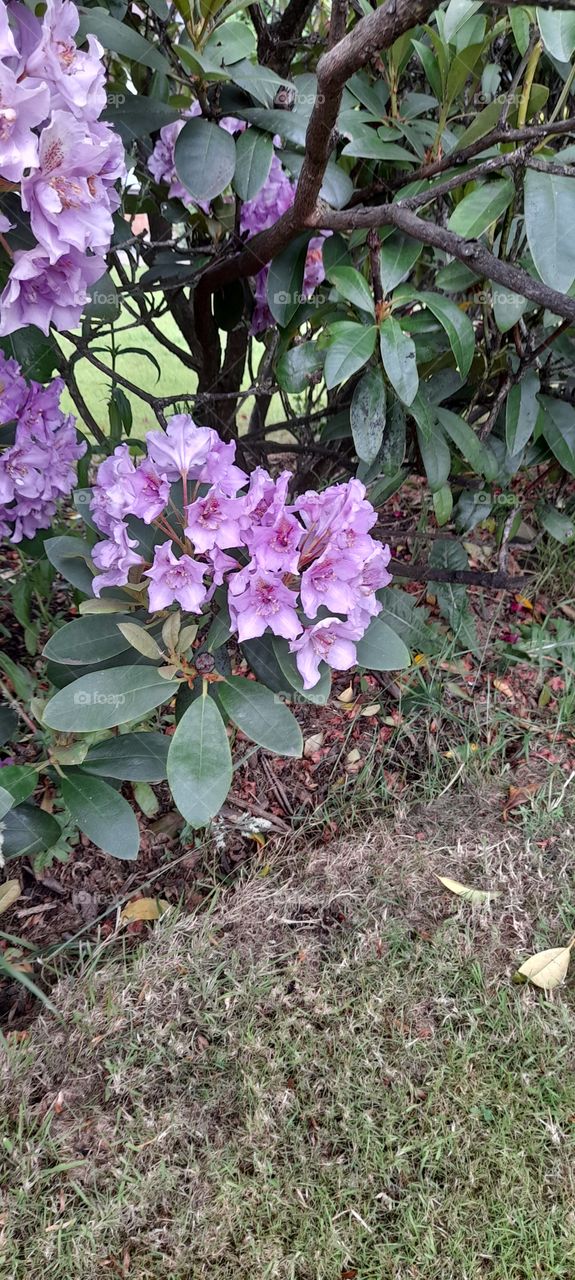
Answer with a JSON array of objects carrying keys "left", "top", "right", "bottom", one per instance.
[{"left": 2, "top": 789, "right": 575, "bottom": 1280}]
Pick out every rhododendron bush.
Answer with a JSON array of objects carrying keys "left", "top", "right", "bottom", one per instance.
[{"left": 1, "top": 0, "right": 575, "bottom": 857}]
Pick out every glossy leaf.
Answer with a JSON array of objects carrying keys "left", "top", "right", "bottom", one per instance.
[
  {"left": 233, "top": 128, "right": 273, "bottom": 202},
  {"left": 324, "top": 323, "right": 377, "bottom": 390},
  {"left": 61, "top": 770, "right": 140, "bottom": 860},
  {"left": 327, "top": 267, "right": 375, "bottom": 316},
  {"left": 379, "top": 318, "right": 418, "bottom": 406},
  {"left": 175, "top": 118, "right": 236, "bottom": 204},
  {"left": 1, "top": 805, "right": 61, "bottom": 860},
  {"left": 447, "top": 179, "right": 514, "bottom": 239},
  {"left": 167, "top": 694, "right": 233, "bottom": 828},
  {"left": 219, "top": 676, "right": 303, "bottom": 756},
  {"left": 43, "top": 667, "right": 179, "bottom": 732},
  {"left": 43, "top": 614, "right": 136, "bottom": 666},
  {"left": 82, "top": 732, "right": 170, "bottom": 781}
]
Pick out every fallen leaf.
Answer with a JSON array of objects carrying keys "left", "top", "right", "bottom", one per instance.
[
  {"left": 493, "top": 678, "right": 515, "bottom": 701},
  {"left": 0, "top": 880, "right": 21, "bottom": 916},
  {"left": 436, "top": 875, "right": 499, "bottom": 904},
  {"left": 338, "top": 685, "right": 355, "bottom": 704},
  {"left": 515, "top": 945, "right": 572, "bottom": 990},
  {"left": 515, "top": 593, "right": 533, "bottom": 611},
  {"left": 304, "top": 732, "right": 324, "bottom": 758},
  {"left": 120, "top": 897, "right": 170, "bottom": 923},
  {"left": 346, "top": 748, "right": 361, "bottom": 765},
  {"left": 503, "top": 782, "right": 540, "bottom": 819},
  {"left": 361, "top": 703, "right": 381, "bottom": 717}
]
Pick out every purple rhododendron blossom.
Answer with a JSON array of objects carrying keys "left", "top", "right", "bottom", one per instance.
[
  {"left": 228, "top": 562, "right": 301, "bottom": 643},
  {"left": 146, "top": 415, "right": 215, "bottom": 480},
  {"left": 21, "top": 110, "right": 119, "bottom": 262},
  {"left": 92, "top": 521, "right": 142, "bottom": 595},
  {"left": 0, "top": 352, "right": 85, "bottom": 543},
  {"left": 25, "top": 0, "right": 106, "bottom": 120},
  {"left": 0, "top": 245, "right": 105, "bottom": 335},
  {"left": 146, "top": 542, "right": 207, "bottom": 613},
  {"left": 88, "top": 412, "right": 392, "bottom": 686},
  {"left": 289, "top": 618, "right": 360, "bottom": 689},
  {"left": 0, "top": 64, "right": 50, "bottom": 182},
  {"left": 185, "top": 490, "right": 243, "bottom": 554},
  {"left": 0, "top": 5, "right": 18, "bottom": 60},
  {"left": 300, "top": 550, "right": 361, "bottom": 620}
]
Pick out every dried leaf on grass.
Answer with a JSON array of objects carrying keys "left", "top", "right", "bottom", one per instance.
[
  {"left": 121, "top": 897, "right": 170, "bottom": 923},
  {"left": 515, "top": 944, "right": 573, "bottom": 991},
  {"left": 0, "top": 880, "right": 21, "bottom": 916},
  {"left": 436, "top": 875, "right": 499, "bottom": 904}
]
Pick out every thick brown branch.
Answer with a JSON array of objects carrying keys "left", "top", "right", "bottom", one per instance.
[
  {"left": 390, "top": 559, "right": 531, "bottom": 592},
  {"left": 309, "top": 203, "right": 575, "bottom": 324}
]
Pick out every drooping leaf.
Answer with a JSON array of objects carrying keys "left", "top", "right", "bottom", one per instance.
[
  {"left": 267, "top": 234, "right": 310, "bottom": 327},
  {"left": 379, "top": 232, "right": 423, "bottom": 293},
  {"left": 351, "top": 367, "right": 387, "bottom": 463},
  {"left": 167, "top": 694, "right": 233, "bottom": 828},
  {"left": 539, "top": 397, "right": 575, "bottom": 476},
  {"left": 428, "top": 539, "right": 479, "bottom": 654},
  {"left": 44, "top": 536, "right": 95, "bottom": 594},
  {"left": 435, "top": 407, "right": 498, "bottom": 480},
  {"left": 379, "top": 318, "right": 418, "bottom": 406},
  {"left": 60, "top": 770, "right": 140, "bottom": 860},
  {"left": 233, "top": 128, "right": 273, "bottom": 202},
  {"left": 505, "top": 371, "right": 540, "bottom": 455},
  {"left": 416, "top": 420, "right": 451, "bottom": 492},
  {"left": 417, "top": 293, "right": 475, "bottom": 378},
  {"left": 219, "top": 676, "right": 303, "bottom": 757},
  {"left": 43, "top": 667, "right": 179, "bottom": 732},
  {"left": 524, "top": 169, "right": 575, "bottom": 294}
]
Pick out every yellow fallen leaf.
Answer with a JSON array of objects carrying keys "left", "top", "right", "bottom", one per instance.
[
  {"left": 338, "top": 685, "right": 355, "bottom": 704},
  {"left": 0, "top": 880, "right": 21, "bottom": 916},
  {"left": 515, "top": 594, "right": 533, "bottom": 611},
  {"left": 493, "top": 678, "right": 515, "bottom": 701},
  {"left": 121, "top": 897, "right": 170, "bottom": 923},
  {"left": 436, "top": 875, "right": 499, "bottom": 904},
  {"left": 515, "top": 945, "right": 572, "bottom": 990}
]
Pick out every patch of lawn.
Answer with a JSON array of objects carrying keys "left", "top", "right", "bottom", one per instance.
[{"left": 2, "top": 793, "right": 575, "bottom": 1279}]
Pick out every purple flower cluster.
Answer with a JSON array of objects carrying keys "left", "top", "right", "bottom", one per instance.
[
  {"left": 0, "top": 0, "right": 124, "bottom": 336},
  {"left": 0, "top": 351, "right": 85, "bottom": 542},
  {"left": 90, "top": 414, "right": 392, "bottom": 688},
  {"left": 240, "top": 153, "right": 326, "bottom": 333},
  {"left": 149, "top": 117, "right": 325, "bottom": 333}
]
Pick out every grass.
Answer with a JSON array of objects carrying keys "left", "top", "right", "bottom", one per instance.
[{"left": 2, "top": 789, "right": 575, "bottom": 1280}]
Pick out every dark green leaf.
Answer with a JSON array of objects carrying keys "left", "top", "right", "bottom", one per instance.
[
  {"left": 43, "top": 615, "right": 137, "bottom": 666},
  {"left": 233, "top": 128, "right": 273, "bottom": 202},
  {"left": 0, "top": 765, "right": 36, "bottom": 819},
  {"left": 1, "top": 805, "right": 60, "bottom": 860},
  {"left": 539, "top": 397, "right": 575, "bottom": 476},
  {"left": 219, "top": 676, "right": 303, "bottom": 757},
  {"left": 416, "top": 421, "right": 451, "bottom": 492},
  {"left": 167, "top": 695, "right": 232, "bottom": 828},
  {"left": 505, "top": 371, "right": 540, "bottom": 455},
  {"left": 324, "top": 323, "right": 377, "bottom": 390},
  {"left": 267, "top": 234, "right": 310, "bottom": 327},
  {"left": 379, "top": 232, "right": 423, "bottom": 293},
  {"left": 327, "top": 267, "right": 374, "bottom": 316},
  {"left": 78, "top": 10, "right": 170, "bottom": 70},
  {"left": 44, "top": 536, "right": 95, "bottom": 595},
  {"left": 417, "top": 293, "right": 475, "bottom": 378},
  {"left": 379, "top": 318, "right": 418, "bottom": 406},
  {"left": 43, "top": 667, "right": 179, "bottom": 732},
  {"left": 0, "top": 707, "right": 18, "bottom": 747},
  {"left": 61, "top": 771, "right": 139, "bottom": 860},
  {"left": 174, "top": 118, "right": 236, "bottom": 203},
  {"left": 436, "top": 407, "right": 498, "bottom": 480},
  {"left": 276, "top": 342, "right": 325, "bottom": 393},
  {"left": 82, "top": 732, "right": 170, "bottom": 781}
]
